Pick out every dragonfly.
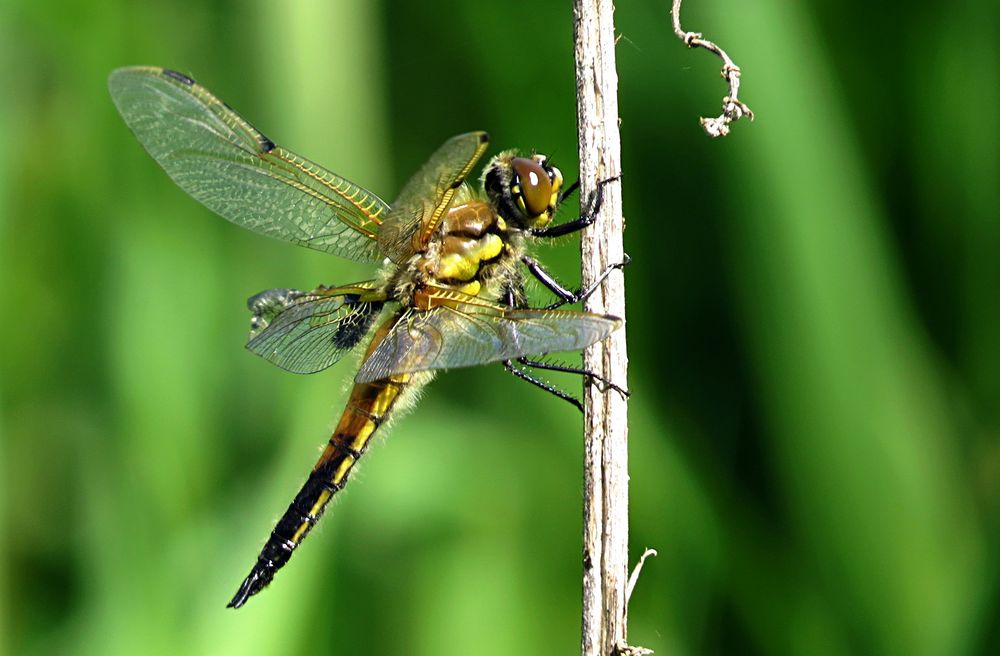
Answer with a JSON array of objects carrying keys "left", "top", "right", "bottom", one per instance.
[{"left": 108, "top": 66, "right": 626, "bottom": 608}]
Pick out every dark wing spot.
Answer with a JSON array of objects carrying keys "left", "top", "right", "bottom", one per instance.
[
  {"left": 162, "top": 69, "right": 195, "bottom": 85},
  {"left": 331, "top": 302, "right": 382, "bottom": 350},
  {"left": 257, "top": 133, "right": 276, "bottom": 153},
  {"left": 212, "top": 101, "right": 274, "bottom": 153}
]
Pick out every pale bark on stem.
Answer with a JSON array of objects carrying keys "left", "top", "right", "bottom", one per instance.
[{"left": 572, "top": 1, "right": 631, "bottom": 654}]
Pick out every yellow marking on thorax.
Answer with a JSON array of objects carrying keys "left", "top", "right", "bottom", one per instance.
[{"left": 434, "top": 233, "right": 504, "bottom": 281}]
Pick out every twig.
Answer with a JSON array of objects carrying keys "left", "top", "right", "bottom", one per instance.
[
  {"left": 618, "top": 549, "right": 658, "bottom": 656},
  {"left": 625, "top": 548, "right": 657, "bottom": 606},
  {"left": 671, "top": 0, "right": 754, "bottom": 137},
  {"left": 572, "top": 1, "right": 636, "bottom": 655}
]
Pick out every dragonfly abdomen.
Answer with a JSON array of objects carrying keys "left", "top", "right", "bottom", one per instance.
[{"left": 228, "top": 314, "right": 413, "bottom": 609}]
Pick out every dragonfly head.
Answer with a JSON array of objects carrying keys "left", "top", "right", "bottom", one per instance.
[{"left": 484, "top": 152, "right": 563, "bottom": 230}]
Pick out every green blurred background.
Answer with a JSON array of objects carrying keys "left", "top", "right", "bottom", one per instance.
[{"left": 1, "top": 0, "right": 998, "bottom": 654}]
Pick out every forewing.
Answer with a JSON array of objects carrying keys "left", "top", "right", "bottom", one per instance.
[
  {"left": 108, "top": 66, "right": 388, "bottom": 263},
  {"left": 377, "top": 132, "right": 490, "bottom": 263},
  {"left": 355, "top": 300, "right": 620, "bottom": 383},
  {"left": 247, "top": 284, "right": 385, "bottom": 374}
]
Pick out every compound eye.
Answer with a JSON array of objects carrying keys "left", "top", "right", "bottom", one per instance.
[{"left": 511, "top": 157, "right": 552, "bottom": 217}]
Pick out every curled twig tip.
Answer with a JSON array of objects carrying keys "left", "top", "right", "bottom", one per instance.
[{"left": 671, "top": 0, "right": 754, "bottom": 137}]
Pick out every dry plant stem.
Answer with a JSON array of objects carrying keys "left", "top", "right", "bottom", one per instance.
[
  {"left": 573, "top": 0, "right": 633, "bottom": 654},
  {"left": 671, "top": 0, "right": 754, "bottom": 137}
]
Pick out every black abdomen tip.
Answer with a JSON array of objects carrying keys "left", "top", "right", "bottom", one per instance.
[{"left": 227, "top": 563, "right": 274, "bottom": 609}]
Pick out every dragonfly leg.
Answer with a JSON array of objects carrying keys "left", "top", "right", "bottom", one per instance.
[
  {"left": 521, "top": 254, "right": 631, "bottom": 310},
  {"left": 557, "top": 178, "right": 580, "bottom": 205},
  {"left": 517, "top": 356, "right": 629, "bottom": 399},
  {"left": 503, "top": 359, "right": 584, "bottom": 413},
  {"left": 531, "top": 175, "right": 620, "bottom": 238},
  {"left": 521, "top": 255, "right": 577, "bottom": 305},
  {"left": 500, "top": 271, "right": 529, "bottom": 310},
  {"left": 500, "top": 282, "right": 627, "bottom": 409}
]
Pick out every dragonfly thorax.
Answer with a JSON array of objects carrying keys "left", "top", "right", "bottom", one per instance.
[{"left": 396, "top": 198, "right": 522, "bottom": 301}]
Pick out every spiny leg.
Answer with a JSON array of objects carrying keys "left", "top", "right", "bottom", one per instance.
[
  {"left": 503, "top": 359, "right": 583, "bottom": 412},
  {"left": 521, "top": 254, "right": 631, "bottom": 310},
  {"left": 499, "top": 273, "right": 627, "bottom": 411},
  {"left": 516, "top": 356, "right": 629, "bottom": 400},
  {"left": 558, "top": 178, "right": 580, "bottom": 204}
]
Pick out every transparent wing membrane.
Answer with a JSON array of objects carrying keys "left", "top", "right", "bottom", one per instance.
[
  {"left": 247, "top": 283, "right": 386, "bottom": 374},
  {"left": 377, "top": 131, "right": 490, "bottom": 263},
  {"left": 355, "top": 293, "right": 620, "bottom": 383},
  {"left": 108, "top": 67, "right": 389, "bottom": 263}
]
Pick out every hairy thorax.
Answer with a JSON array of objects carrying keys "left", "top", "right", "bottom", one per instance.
[{"left": 393, "top": 198, "right": 522, "bottom": 304}]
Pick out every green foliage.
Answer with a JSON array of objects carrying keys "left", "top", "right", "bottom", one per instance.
[{"left": 1, "top": 0, "right": 998, "bottom": 654}]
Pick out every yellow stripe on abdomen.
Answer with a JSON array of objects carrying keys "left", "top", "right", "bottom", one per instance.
[{"left": 288, "top": 375, "right": 408, "bottom": 543}]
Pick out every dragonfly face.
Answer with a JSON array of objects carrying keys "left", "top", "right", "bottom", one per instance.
[
  {"left": 108, "top": 66, "right": 622, "bottom": 608},
  {"left": 484, "top": 153, "right": 565, "bottom": 230}
]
